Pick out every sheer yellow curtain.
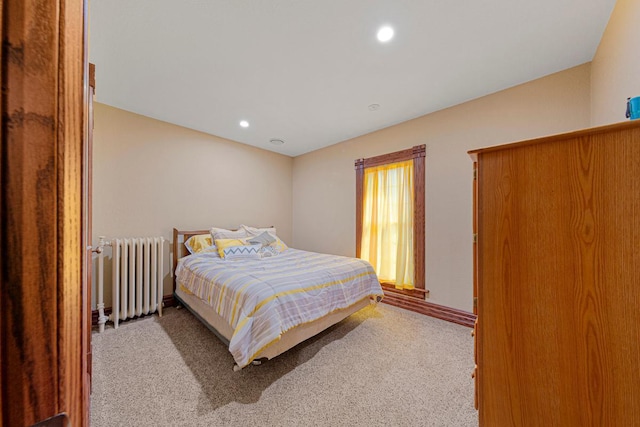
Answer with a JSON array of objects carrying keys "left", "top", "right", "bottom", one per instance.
[{"left": 360, "top": 160, "right": 414, "bottom": 289}]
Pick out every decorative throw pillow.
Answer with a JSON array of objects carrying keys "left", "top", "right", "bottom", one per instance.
[
  {"left": 247, "top": 231, "right": 276, "bottom": 246},
  {"left": 222, "top": 243, "right": 261, "bottom": 260},
  {"left": 184, "top": 234, "right": 215, "bottom": 254},
  {"left": 271, "top": 237, "right": 288, "bottom": 253},
  {"left": 214, "top": 238, "right": 249, "bottom": 258},
  {"left": 241, "top": 225, "right": 288, "bottom": 253},
  {"left": 259, "top": 245, "right": 280, "bottom": 258}
]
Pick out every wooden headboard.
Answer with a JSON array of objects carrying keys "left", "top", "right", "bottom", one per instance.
[{"left": 172, "top": 228, "right": 209, "bottom": 291}]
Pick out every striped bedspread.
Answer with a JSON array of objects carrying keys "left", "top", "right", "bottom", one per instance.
[{"left": 176, "top": 248, "right": 384, "bottom": 368}]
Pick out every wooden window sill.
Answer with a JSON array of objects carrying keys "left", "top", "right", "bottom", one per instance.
[{"left": 380, "top": 282, "right": 428, "bottom": 300}]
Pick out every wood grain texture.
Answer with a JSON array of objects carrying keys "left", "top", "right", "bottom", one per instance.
[
  {"left": 361, "top": 147, "right": 416, "bottom": 168},
  {"left": 472, "top": 162, "right": 478, "bottom": 316},
  {"left": 58, "top": 0, "right": 87, "bottom": 424},
  {"left": 82, "top": 60, "right": 94, "bottom": 426},
  {"left": 0, "top": 0, "right": 4, "bottom": 424},
  {"left": 173, "top": 228, "right": 210, "bottom": 291},
  {"left": 473, "top": 122, "right": 640, "bottom": 426},
  {"left": 413, "top": 147, "right": 426, "bottom": 290},
  {"left": 380, "top": 282, "right": 428, "bottom": 299},
  {"left": 1, "top": 0, "right": 87, "bottom": 425},
  {"left": 381, "top": 292, "right": 476, "bottom": 328},
  {"left": 3, "top": 1, "right": 60, "bottom": 423},
  {"left": 355, "top": 159, "right": 364, "bottom": 258}
]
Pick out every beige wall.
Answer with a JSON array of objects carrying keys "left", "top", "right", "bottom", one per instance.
[
  {"left": 91, "top": 0, "right": 634, "bottom": 318},
  {"left": 92, "top": 103, "right": 293, "bottom": 306},
  {"left": 292, "top": 64, "right": 591, "bottom": 312},
  {"left": 591, "top": 0, "right": 640, "bottom": 125}
]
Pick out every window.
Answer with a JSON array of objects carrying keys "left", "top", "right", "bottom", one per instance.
[{"left": 355, "top": 145, "right": 425, "bottom": 297}]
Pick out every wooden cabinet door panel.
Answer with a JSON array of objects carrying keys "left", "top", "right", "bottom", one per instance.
[{"left": 472, "top": 122, "right": 640, "bottom": 426}]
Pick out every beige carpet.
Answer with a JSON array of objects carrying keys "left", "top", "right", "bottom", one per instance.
[{"left": 91, "top": 303, "right": 478, "bottom": 427}]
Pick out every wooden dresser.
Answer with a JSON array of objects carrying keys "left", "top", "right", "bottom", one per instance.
[{"left": 469, "top": 121, "right": 640, "bottom": 426}]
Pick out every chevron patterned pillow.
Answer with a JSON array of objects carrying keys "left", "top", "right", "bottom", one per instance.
[{"left": 222, "top": 243, "right": 261, "bottom": 260}]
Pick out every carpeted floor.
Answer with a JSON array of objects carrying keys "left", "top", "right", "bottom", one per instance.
[{"left": 91, "top": 303, "right": 478, "bottom": 427}]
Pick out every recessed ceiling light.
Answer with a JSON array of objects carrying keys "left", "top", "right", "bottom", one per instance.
[
  {"left": 239, "top": 120, "right": 249, "bottom": 128},
  {"left": 269, "top": 138, "right": 285, "bottom": 145},
  {"left": 368, "top": 104, "right": 380, "bottom": 111},
  {"left": 377, "top": 26, "right": 394, "bottom": 42}
]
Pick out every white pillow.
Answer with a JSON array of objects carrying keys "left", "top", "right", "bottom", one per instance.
[
  {"left": 241, "top": 224, "right": 277, "bottom": 238},
  {"left": 210, "top": 227, "right": 249, "bottom": 241}
]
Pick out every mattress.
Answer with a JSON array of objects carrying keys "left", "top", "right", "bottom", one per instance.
[{"left": 176, "top": 248, "right": 384, "bottom": 368}]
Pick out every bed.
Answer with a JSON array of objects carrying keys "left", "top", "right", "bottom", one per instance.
[{"left": 172, "top": 227, "right": 384, "bottom": 370}]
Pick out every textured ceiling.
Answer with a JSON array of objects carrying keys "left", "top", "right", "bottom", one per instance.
[{"left": 89, "top": 0, "right": 616, "bottom": 157}]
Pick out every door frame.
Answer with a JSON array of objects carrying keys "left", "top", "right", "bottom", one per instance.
[{"left": 1, "top": 0, "right": 89, "bottom": 425}]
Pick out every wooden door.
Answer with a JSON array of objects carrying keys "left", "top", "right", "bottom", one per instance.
[
  {"left": 472, "top": 161, "right": 478, "bottom": 316},
  {"left": 1, "top": 0, "right": 88, "bottom": 425},
  {"left": 82, "top": 62, "right": 96, "bottom": 424}
]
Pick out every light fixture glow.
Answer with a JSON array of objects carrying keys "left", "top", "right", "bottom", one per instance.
[
  {"left": 377, "top": 26, "right": 394, "bottom": 42},
  {"left": 239, "top": 120, "right": 249, "bottom": 128}
]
